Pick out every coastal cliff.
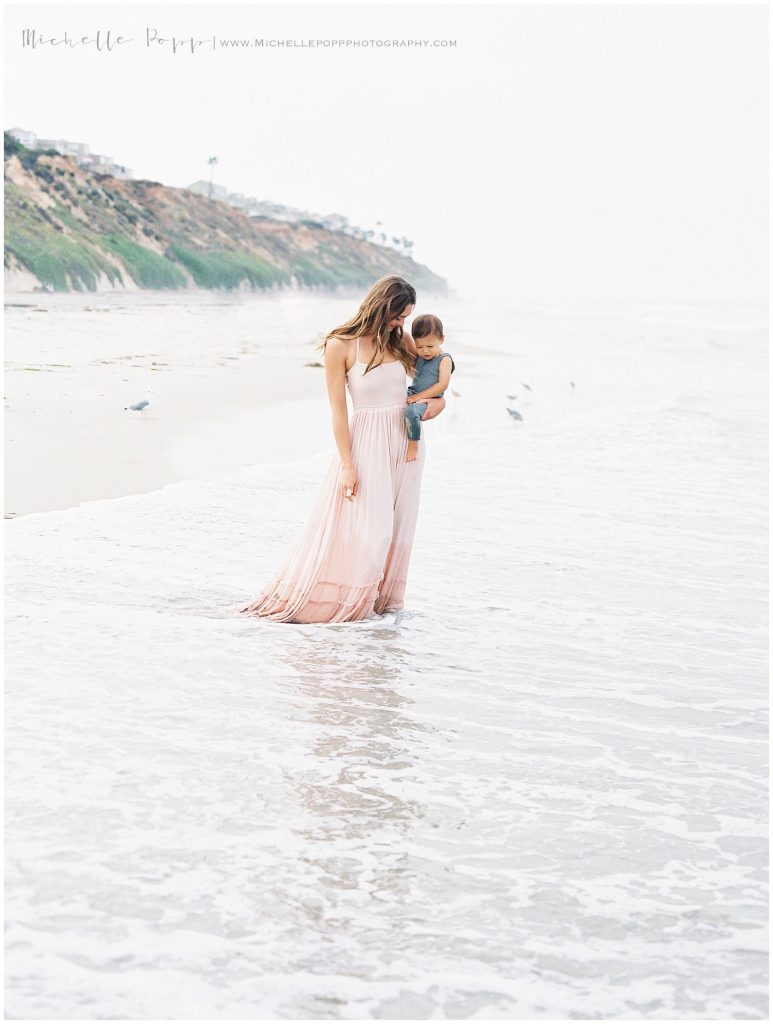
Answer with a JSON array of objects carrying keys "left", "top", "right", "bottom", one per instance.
[{"left": 3, "top": 134, "right": 447, "bottom": 295}]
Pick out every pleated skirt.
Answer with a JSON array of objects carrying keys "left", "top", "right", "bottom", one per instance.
[{"left": 239, "top": 402, "right": 426, "bottom": 623}]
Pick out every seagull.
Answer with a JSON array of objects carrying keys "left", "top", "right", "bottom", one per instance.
[
  {"left": 521, "top": 382, "right": 533, "bottom": 391},
  {"left": 506, "top": 393, "right": 518, "bottom": 401},
  {"left": 124, "top": 388, "right": 153, "bottom": 417},
  {"left": 507, "top": 407, "right": 523, "bottom": 422}
]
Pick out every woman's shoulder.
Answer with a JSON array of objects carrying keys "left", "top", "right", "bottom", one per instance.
[
  {"left": 326, "top": 331, "right": 358, "bottom": 345},
  {"left": 325, "top": 332, "right": 358, "bottom": 353}
]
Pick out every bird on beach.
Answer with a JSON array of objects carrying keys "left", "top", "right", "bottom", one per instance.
[
  {"left": 521, "top": 381, "right": 533, "bottom": 391},
  {"left": 505, "top": 392, "right": 524, "bottom": 423},
  {"left": 124, "top": 388, "right": 153, "bottom": 417}
]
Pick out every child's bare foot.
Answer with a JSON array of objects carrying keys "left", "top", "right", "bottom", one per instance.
[{"left": 405, "top": 440, "right": 419, "bottom": 462}]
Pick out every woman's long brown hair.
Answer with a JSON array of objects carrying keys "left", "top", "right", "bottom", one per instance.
[{"left": 315, "top": 275, "right": 417, "bottom": 375}]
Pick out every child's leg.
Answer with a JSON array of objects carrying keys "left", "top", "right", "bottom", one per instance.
[
  {"left": 404, "top": 403, "right": 427, "bottom": 463},
  {"left": 405, "top": 404, "right": 424, "bottom": 441}
]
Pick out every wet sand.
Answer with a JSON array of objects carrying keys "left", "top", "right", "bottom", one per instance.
[
  {"left": 4, "top": 288, "right": 500, "bottom": 517},
  {"left": 4, "top": 290, "right": 373, "bottom": 516}
]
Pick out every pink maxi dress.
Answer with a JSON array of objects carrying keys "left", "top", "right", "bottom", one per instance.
[{"left": 239, "top": 335, "right": 427, "bottom": 623}]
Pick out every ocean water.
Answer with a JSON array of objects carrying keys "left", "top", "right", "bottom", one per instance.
[{"left": 4, "top": 297, "right": 768, "bottom": 1018}]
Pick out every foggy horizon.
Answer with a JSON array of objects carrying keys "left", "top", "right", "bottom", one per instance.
[{"left": 5, "top": 2, "right": 768, "bottom": 305}]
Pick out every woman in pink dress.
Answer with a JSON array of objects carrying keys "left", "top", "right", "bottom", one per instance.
[{"left": 239, "top": 275, "right": 446, "bottom": 624}]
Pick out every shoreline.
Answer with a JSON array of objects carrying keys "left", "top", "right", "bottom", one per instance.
[
  {"left": 11, "top": 286, "right": 755, "bottom": 519},
  {"left": 5, "top": 363, "right": 334, "bottom": 519},
  {"left": 4, "top": 291, "right": 345, "bottom": 517},
  {"left": 4, "top": 290, "right": 494, "bottom": 518}
]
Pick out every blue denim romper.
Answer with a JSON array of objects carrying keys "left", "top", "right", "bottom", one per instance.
[{"left": 405, "top": 352, "right": 456, "bottom": 441}]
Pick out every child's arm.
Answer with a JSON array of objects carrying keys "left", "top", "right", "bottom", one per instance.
[
  {"left": 406, "top": 357, "right": 454, "bottom": 403},
  {"left": 407, "top": 384, "right": 444, "bottom": 403}
]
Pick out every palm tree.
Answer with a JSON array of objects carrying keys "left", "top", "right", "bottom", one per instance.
[{"left": 207, "top": 155, "right": 218, "bottom": 199}]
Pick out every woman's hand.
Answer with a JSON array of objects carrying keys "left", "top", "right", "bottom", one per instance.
[
  {"left": 420, "top": 396, "right": 446, "bottom": 421},
  {"left": 340, "top": 464, "right": 358, "bottom": 501}
]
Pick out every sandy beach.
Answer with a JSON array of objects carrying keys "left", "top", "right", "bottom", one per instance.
[
  {"left": 4, "top": 287, "right": 524, "bottom": 517},
  {"left": 4, "top": 289, "right": 359, "bottom": 516}
]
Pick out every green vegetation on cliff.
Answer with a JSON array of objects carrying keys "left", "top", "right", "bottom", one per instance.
[{"left": 3, "top": 132, "right": 447, "bottom": 294}]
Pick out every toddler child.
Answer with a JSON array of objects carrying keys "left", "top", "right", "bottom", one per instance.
[{"left": 405, "top": 313, "right": 456, "bottom": 463}]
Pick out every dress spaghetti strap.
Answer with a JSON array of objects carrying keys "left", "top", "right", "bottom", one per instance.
[{"left": 356, "top": 335, "right": 360, "bottom": 363}]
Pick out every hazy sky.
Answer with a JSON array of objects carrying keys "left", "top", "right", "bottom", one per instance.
[{"left": 5, "top": 2, "right": 769, "bottom": 304}]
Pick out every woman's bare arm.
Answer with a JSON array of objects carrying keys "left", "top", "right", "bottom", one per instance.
[{"left": 324, "top": 336, "right": 355, "bottom": 468}]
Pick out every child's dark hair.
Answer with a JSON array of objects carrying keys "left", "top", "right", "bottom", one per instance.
[{"left": 411, "top": 313, "right": 444, "bottom": 341}]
